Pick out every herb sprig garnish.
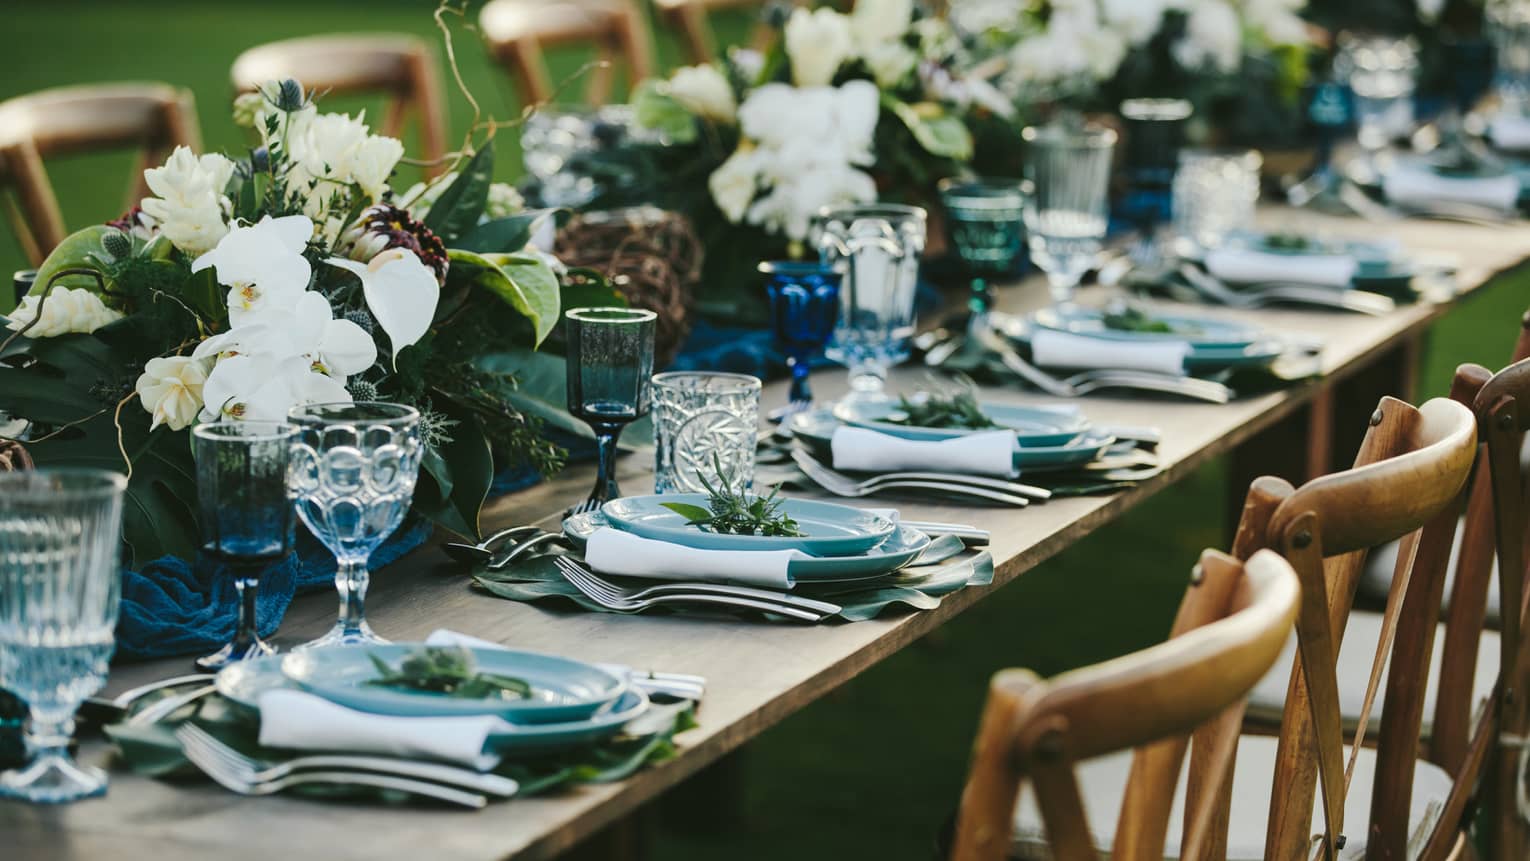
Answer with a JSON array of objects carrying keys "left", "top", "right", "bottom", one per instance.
[
  {"left": 1101, "top": 304, "right": 1178, "bottom": 334},
  {"left": 888, "top": 376, "right": 997, "bottom": 430},
  {"left": 1264, "top": 232, "right": 1312, "bottom": 251},
  {"left": 660, "top": 454, "right": 805, "bottom": 537},
  {"left": 366, "top": 645, "right": 532, "bottom": 700}
]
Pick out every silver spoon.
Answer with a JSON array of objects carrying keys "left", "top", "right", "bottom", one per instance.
[{"left": 442, "top": 525, "right": 539, "bottom": 566}]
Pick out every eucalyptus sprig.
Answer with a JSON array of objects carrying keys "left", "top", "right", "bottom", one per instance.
[
  {"left": 889, "top": 376, "right": 997, "bottom": 430},
  {"left": 366, "top": 645, "right": 532, "bottom": 700},
  {"left": 660, "top": 454, "right": 804, "bottom": 537}
]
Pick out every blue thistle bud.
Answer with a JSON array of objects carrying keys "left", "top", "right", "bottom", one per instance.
[
  {"left": 101, "top": 229, "right": 131, "bottom": 260},
  {"left": 277, "top": 79, "right": 304, "bottom": 112},
  {"left": 251, "top": 146, "right": 270, "bottom": 173},
  {"left": 346, "top": 379, "right": 380, "bottom": 402},
  {"left": 344, "top": 309, "right": 376, "bottom": 334}
]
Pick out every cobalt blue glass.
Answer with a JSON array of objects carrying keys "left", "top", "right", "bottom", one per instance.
[
  {"left": 1117, "top": 98, "right": 1191, "bottom": 255},
  {"left": 762, "top": 261, "right": 841, "bottom": 421}
]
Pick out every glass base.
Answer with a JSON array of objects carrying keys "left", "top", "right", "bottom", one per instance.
[
  {"left": 0, "top": 754, "right": 107, "bottom": 804},
  {"left": 294, "top": 621, "right": 388, "bottom": 651},
  {"left": 194, "top": 636, "right": 277, "bottom": 671}
]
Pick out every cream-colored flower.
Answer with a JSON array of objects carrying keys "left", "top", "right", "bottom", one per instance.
[
  {"left": 5, "top": 286, "right": 124, "bottom": 338},
  {"left": 708, "top": 147, "right": 761, "bottom": 223},
  {"left": 785, "top": 8, "right": 855, "bottom": 87},
  {"left": 349, "top": 135, "right": 405, "bottom": 200},
  {"left": 140, "top": 146, "right": 236, "bottom": 255},
  {"left": 668, "top": 64, "right": 737, "bottom": 123},
  {"left": 232, "top": 92, "right": 266, "bottom": 128},
  {"left": 864, "top": 41, "right": 919, "bottom": 89},
  {"left": 135, "top": 355, "right": 209, "bottom": 430},
  {"left": 849, "top": 0, "right": 913, "bottom": 52}
]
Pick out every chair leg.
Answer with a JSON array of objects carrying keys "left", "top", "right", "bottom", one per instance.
[
  {"left": 501, "top": 38, "right": 554, "bottom": 108},
  {"left": 407, "top": 47, "right": 449, "bottom": 176},
  {"left": 671, "top": 2, "right": 716, "bottom": 65},
  {"left": 585, "top": 40, "right": 616, "bottom": 106},
  {"left": 1, "top": 140, "right": 65, "bottom": 266},
  {"left": 614, "top": 0, "right": 655, "bottom": 83}
]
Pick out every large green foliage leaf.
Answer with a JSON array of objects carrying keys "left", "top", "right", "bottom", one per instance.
[
  {"left": 886, "top": 98, "right": 973, "bottom": 161},
  {"left": 454, "top": 212, "right": 542, "bottom": 254},
  {"left": 32, "top": 225, "right": 113, "bottom": 294},
  {"left": 446, "top": 249, "right": 560, "bottom": 347},
  {"left": 423, "top": 144, "right": 494, "bottom": 244},
  {"left": 631, "top": 80, "right": 698, "bottom": 145},
  {"left": 410, "top": 399, "right": 493, "bottom": 539}
]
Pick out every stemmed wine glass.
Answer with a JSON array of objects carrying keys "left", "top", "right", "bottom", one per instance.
[
  {"left": 761, "top": 261, "right": 841, "bottom": 421},
  {"left": 288, "top": 402, "right": 422, "bottom": 649},
  {"left": 564, "top": 307, "right": 657, "bottom": 514},
  {"left": 1334, "top": 34, "right": 1419, "bottom": 186},
  {"left": 0, "top": 468, "right": 125, "bottom": 803},
  {"left": 1021, "top": 123, "right": 1116, "bottom": 308},
  {"left": 192, "top": 421, "right": 298, "bottom": 670}
]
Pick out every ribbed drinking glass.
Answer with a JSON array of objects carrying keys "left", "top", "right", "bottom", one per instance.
[
  {"left": 288, "top": 402, "right": 422, "bottom": 649},
  {"left": 0, "top": 468, "right": 125, "bottom": 803},
  {"left": 1172, "top": 149, "right": 1263, "bottom": 251},
  {"left": 1022, "top": 124, "right": 1116, "bottom": 307},
  {"left": 565, "top": 307, "right": 657, "bottom": 510}
]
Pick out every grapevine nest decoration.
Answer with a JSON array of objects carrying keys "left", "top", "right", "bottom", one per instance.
[
  {"left": 0, "top": 440, "right": 33, "bottom": 472},
  {"left": 554, "top": 207, "right": 702, "bottom": 367}
]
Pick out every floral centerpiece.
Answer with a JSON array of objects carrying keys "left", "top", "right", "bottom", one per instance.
[
  {"left": 585, "top": 0, "right": 1019, "bottom": 324},
  {"left": 0, "top": 80, "right": 609, "bottom": 567}
]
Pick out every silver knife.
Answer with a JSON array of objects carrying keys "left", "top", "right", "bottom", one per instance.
[{"left": 899, "top": 520, "right": 991, "bottom": 546}]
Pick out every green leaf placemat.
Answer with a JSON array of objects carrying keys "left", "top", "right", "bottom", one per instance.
[{"left": 472, "top": 538, "right": 993, "bottom": 623}]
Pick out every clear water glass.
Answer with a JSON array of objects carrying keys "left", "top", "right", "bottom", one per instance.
[
  {"left": 1335, "top": 35, "right": 1418, "bottom": 183},
  {"left": 1172, "top": 149, "right": 1263, "bottom": 251},
  {"left": 192, "top": 421, "right": 297, "bottom": 671},
  {"left": 762, "top": 261, "right": 842, "bottom": 420},
  {"left": 1490, "top": 0, "right": 1530, "bottom": 113},
  {"left": 652, "top": 372, "right": 762, "bottom": 494},
  {"left": 938, "top": 177, "right": 1028, "bottom": 277},
  {"left": 0, "top": 468, "right": 125, "bottom": 803},
  {"left": 288, "top": 402, "right": 422, "bottom": 649},
  {"left": 1022, "top": 124, "right": 1116, "bottom": 306},
  {"left": 815, "top": 204, "right": 927, "bottom": 405},
  {"left": 565, "top": 307, "right": 657, "bottom": 510}
]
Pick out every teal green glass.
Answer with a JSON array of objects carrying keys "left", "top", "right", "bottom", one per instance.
[
  {"left": 938, "top": 178, "right": 1027, "bottom": 276},
  {"left": 565, "top": 307, "right": 657, "bottom": 509}
]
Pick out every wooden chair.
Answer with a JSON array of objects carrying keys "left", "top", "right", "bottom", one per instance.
[
  {"left": 0, "top": 83, "right": 201, "bottom": 266},
  {"left": 231, "top": 34, "right": 447, "bottom": 173},
  {"left": 950, "top": 548, "right": 1301, "bottom": 861},
  {"left": 655, "top": 0, "right": 781, "bottom": 65},
  {"left": 479, "top": 0, "right": 654, "bottom": 107},
  {"left": 1001, "top": 393, "right": 1479, "bottom": 859}
]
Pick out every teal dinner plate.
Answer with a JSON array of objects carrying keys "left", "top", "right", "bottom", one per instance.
[
  {"left": 601, "top": 494, "right": 896, "bottom": 557},
  {"left": 830, "top": 398, "right": 1088, "bottom": 446},
  {"left": 217, "top": 656, "right": 649, "bottom": 754},
  {"left": 1182, "top": 340, "right": 1286, "bottom": 373},
  {"left": 1199, "top": 231, "right": 1418, "bottom": 293},
  {"left": 279, "top": 645, "right": 627, "bottom": 723},
  {"left": 1030, "top": 306, "right": 1262, "bottom": 348},
  {"left": 563, "top": 511, "right": 931, "bottom": 583},
  {"left": 790, "top": 407, "right": 1084, "bottom": 451},
  {"left": 788, "top": 411, "right": 1115, "bottom": 470}
]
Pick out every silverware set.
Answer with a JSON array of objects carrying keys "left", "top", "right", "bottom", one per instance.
[
  {"left": 553, "top": 556, "right": 840, "bottom": 623},
  {"left": 1173, "top": 263, "right": 1396, "bottom": 315},
  {"left": 443, "top": 526, "right": 569, "bottom": 570},
  {"left": 789, "top": 449, "right": 1044, "bottom": 507}
]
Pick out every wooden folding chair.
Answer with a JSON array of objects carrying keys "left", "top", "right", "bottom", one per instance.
[
  {"left": 479, "top": 0, "right": 654, "bottom": 107},
  {"left": 231, "top": 34, "right": 448, "bottom": 173},
  {"left": 0, "top": 83, "right": 201, "bottom": 266},
  {"left": 950, "top": 549, "right": 1301, "bottom": 861},
  {"left": 655, "top": 0, "right": 782, "bottom": 65}
]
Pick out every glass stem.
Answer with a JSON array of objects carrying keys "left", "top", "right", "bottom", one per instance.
[
  {"left": 335, "top": 557, "right": 371, "bottom": 636},
  {"left": 231, "top": 568, "right": 260, "bottom": 651},
  {"left": 787, "top": 355, "right": 812, "bottom": 405},
  {"left": 23, "top": 711, "right": 73, "bottom": 763},
  {"left": 591, "top": 423, "right": 627, "bottom": 502}
]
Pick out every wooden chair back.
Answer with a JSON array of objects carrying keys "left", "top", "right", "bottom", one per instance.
[
  {"left": 949, "top": 549, "right": 1301, "bottom": 861},
  {"left": 655, "top": 0, "right": 783, "bottom": 65},
  {"left": 479, "top": 0, "right": 654, "bottom": 107},
  {"left": 231, "top": 34, "right": 447, "bottom": 173},
  {"left": 0, "top": 83, "right": 201, "bottom": 266},
  {"left": 1231, "top": 390, "right": 1479, "bottom": 860}
]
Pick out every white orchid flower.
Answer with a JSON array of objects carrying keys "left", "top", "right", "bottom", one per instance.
[
  {"left": 192, "top": 292, "right": 375, "bottom": 379},
  {"left": 326, "top": 249, "right": 439, "bottom": 359},
  {"left": 200, "top": 354, "right": 350, "bottom": 423},
  {"left": 192, "top": 215, "right": 315, "bottom": 324}
]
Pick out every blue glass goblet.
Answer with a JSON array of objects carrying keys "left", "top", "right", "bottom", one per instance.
[{"left": 761, "top": 261, "right": 841, "bottom": 421}]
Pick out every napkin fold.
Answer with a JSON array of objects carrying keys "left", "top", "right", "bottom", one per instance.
[
  {"left": 830, "top": 426, "right": 1016, "bottom": 477},
  {"left": 257, "top": 688, "right": 510, "bottom": 771},
  {"left": 1029, "top": 329, "right": 1189, "bottom": 376},
  {"left": 1382, "top": 162, "right": 1520, "bottom": 212},
  {"left": 1204, "top": 246, "right": 1357, "bottom": 287},
  {"left": 1490, "top": 113, "right": 1530, "bottom": 151},
  {"left": 585, "top": 527, "right": 802, "bottom": 588}
]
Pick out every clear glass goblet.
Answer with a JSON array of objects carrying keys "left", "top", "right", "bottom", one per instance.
[
  {"left": 0, "top": 468, "right": 125, "bottom": 803},
  {"left": 1022, "top": 124, "right": 1116, "bottom": 307},
  {"left": 564, "top": 307, "right": 657, "bottom": 512},
  {"left": 287, "top": 402, "right": 423, "bottom": 649},
  {"left": 192, "top": 421, "right": 298, "bottom": 670},
  {"left": 1335, "top": 34, "right": 1419, "bottom": 185}
]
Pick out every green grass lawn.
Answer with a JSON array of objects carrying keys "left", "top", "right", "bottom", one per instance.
[{"left": 4, "top": 3, "right": 1528, "bottom": 857}]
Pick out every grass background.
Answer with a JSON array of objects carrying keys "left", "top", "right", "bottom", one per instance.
[{"left": 3, "top": 2, "right": 1526, "bottom": 856}]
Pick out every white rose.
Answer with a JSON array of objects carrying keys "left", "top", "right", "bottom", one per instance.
[
  {"left": 232, "top": 92, "right": 266, "bottom": 128},
  {"left": 349, "top": 135, "right": 405, "bottom": 200},
  {"left": 668, "top": 64, "right": 738, "bottom": 123},
  {"left": 140, "top": 146, "right": 236, "bottom": 254},
  {"left": 849, "top": 0, "right": 913, "bottom": 52},
  {"left": 785, "top": 8, "right": 855, "bottom": 88},
  {"left": 1175, "top": 0, "right": 1244, "bottom": 74},
  {"left": 135, "top": 355, "right": 209, "bottom": 430},
  {"left": 288, "top": 111, "right": 369, "bottom": 186},
  {"left": 708, "top": 148, "right": 761, "bottom": 222},
  {"left": 864, "top": 41, "right": 919, "bottom": 89},
  {"left": 5, "top": 287, "right": 124, "bottom": 338}
]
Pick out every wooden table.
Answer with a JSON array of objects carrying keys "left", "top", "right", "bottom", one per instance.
[{"left": 6, "top": 208, "right": 1530, "bottom": 861}]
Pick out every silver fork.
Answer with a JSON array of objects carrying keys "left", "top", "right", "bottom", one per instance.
[
  {"left": 565, "top": 496, "right": 605, "bottom": 518},
  {"left": 175, "top": 726, "right": 490, "bottom": 808},
  {"left": 176, "top": 723, "right": 517, "bottom": 798},
  {"left": 970, "top": 325, "right": 1233, "bottom": 403},
  {"left": 552, "top": 557, "right": 831, "bottom": 622},
  {"left": 1177, "top": 264, "right": 1395, "bottom": 315},
  {"left": 553, "top": 555, "right": 841, "bottom": 615},
  {"left": 790, "top": 450, "right": 1041, "bottom": 507}
]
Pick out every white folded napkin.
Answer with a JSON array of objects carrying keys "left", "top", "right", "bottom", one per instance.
[
  {"left": 1029, "top": 329, "right": 1189, "bottom": 375},
  {"left": 1204, "top": 246, "right": 1357, "bottom": 287},
  {"left": 1490, "top": 113, "right": 1530, "bottom": 151},
  {"left": 1382, "top": 162, "right": 1520, "bottom": 212},
  {"left": 257, "top": 688, "right": 510, "bottom": 771},
  {"left": 830, "top": 426, "right": 1015, "bottom": 477},
  {"left": 584, "top": 526, "right": 802, "bottom": 588}
]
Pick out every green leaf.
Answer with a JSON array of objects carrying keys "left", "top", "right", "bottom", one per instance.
[
  {"left": 447, "top": 249, "right": 561, "bottom": 347},
  {"left": 632, "top": 80, "right": 699, "bottom": 144},
  {"left": 885, "top": 99, "right": 973, "bottom": 161},
  {"left": 453, "top": 212, "right": 542, "bottom": 254},
  {"left": 32, "top": 226, "right": 113, "bottom": 295},
  {"left": 411, "top": 402, "right": 493, "bottom": 539},
  {"left": 658, "top": 502, "right": 713, "bottom": 522},
  {"left": 559, "top": 269, "right": 627, "bottom": 311},
  {"left": 423, "top": 144, "right": 494, "bottom": 243}
]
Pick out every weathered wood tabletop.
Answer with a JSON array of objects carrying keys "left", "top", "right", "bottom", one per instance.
[{"left": 6, "top": 208, "right": 1530, "bottom": 861}]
